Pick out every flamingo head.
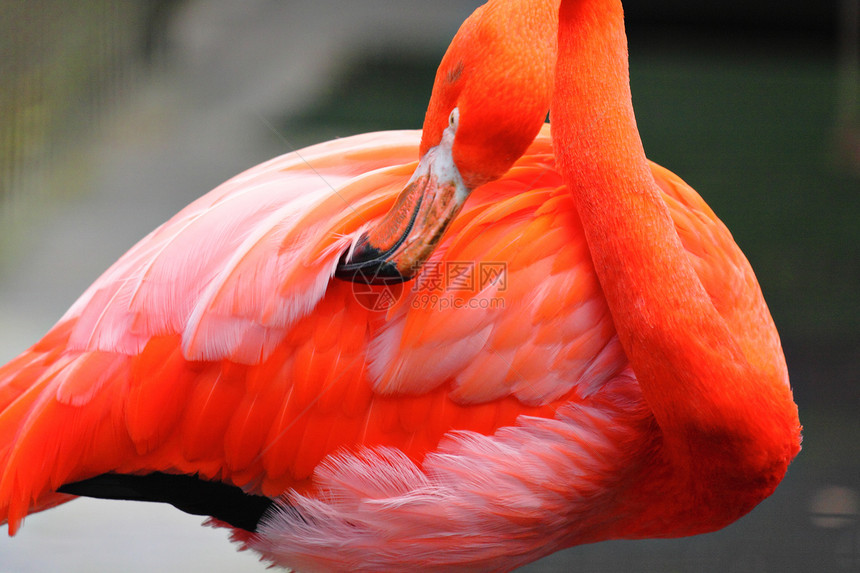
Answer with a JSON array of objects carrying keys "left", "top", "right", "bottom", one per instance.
[{"left": 336, "top": 0, "right": 557, "bottom": 284}]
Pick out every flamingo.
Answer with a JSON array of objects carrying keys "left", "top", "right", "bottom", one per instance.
[{"left": 0, "top": 0, "right": 801, "bottom": 570}]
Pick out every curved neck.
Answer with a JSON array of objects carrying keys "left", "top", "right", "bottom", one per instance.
[{"left": 550, "top": 0, "right": 798, "bottom": 498}]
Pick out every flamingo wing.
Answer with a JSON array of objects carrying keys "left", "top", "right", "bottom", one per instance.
[{"left": 0, "top": 130, "right": 418, "bottom": 529}]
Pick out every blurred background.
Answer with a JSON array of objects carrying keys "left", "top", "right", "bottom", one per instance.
[{"left": 0, "top": 1, "right": 857, "bottom": 571}]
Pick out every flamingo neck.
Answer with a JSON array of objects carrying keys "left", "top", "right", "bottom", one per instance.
[
  {"left": 552, "top": 0, "right": 651, "bottom": 193},
  {"left": 551, "top": 0, "right": 799, "bottom": 509},
  {"left": 553, "top": 0, "right": 698, "bottom": 433}
]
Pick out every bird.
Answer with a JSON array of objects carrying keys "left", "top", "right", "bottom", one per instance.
[{"left": 0, "top": 0, "right": 801, "bottom": 571}]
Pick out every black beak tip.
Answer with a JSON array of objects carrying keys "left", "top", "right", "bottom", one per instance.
[{"left": 334, "top": 244, "right": 409, "bottom": 285}]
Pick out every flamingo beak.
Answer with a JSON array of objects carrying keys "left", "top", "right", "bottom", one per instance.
[{"left": 335, "top": 114, "right": 469, "bottom": 284}]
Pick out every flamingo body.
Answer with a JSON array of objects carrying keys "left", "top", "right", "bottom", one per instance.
[
  {"left": 0, "top": 0, "right": 800, "bottom": 570},
  {"left": 0, "top": 128, "right": 787, "bottom": 568}
]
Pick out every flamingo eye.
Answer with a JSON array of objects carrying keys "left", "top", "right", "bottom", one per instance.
[{"left": 448, "top": 108, "right": 460, "bottom": 130}]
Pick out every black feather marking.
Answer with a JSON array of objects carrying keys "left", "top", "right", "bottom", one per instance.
[{"left": 57, "top": 472, "right": 275, "bottom": 532}]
